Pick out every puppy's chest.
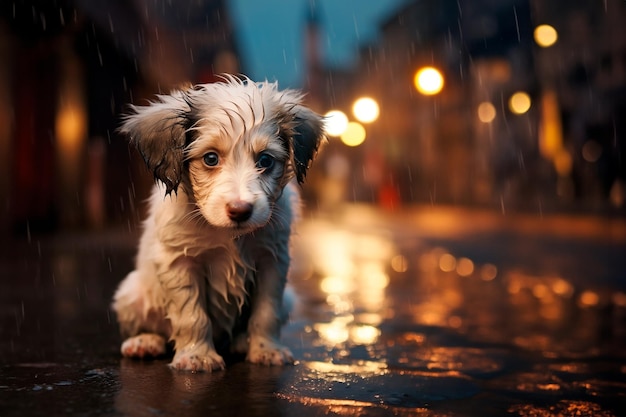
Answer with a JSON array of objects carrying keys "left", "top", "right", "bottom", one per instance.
[{"left": 199, "top": 238, "right": 270, "bottom": 316}]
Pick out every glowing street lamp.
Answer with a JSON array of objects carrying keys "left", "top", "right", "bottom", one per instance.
[
  {"left": 352, "top": 97, "right": 379, "bottom": 123},
  {"left": 324, "top": 110, "right": 349, "bottom": 136},
  {"left": 509, "top": 91, "right": 531, "bottom": 115},
  {"left": 340, "top": 121, "right": 366, "bottom": 147},
  {"left": 414, "top": 66, "right": 444, "bottom": 95},
  {"left": 477, "top": 102, "right": 496, "bottom": 123},
  {"left": 534, "top": 24, "right": 558, "bottom": 48}
]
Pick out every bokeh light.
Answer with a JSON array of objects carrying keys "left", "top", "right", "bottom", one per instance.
[
  {"left": 414, "top": 66, "right": 444, "bottom": 95},
  {"left": 534, "top": 24, "right": 558, "bottom": 48},
  {"left": 352, "top": 97, "right": 380, "bottom": 123},
  {"left": 582, "top": 140, "right": 602, "bottom": 163},
  {"left": 323, "top": 110, "right": 349, "bottom": 136},
  {"left": 340, "top": 121, "right": 366, "bottom": 147},
  {"left": 480, "top": 264, "right": 498, "bottom": 281},
  {"left": 456, "top": 257, "right": 474, "bottom": 277},
  {"left": 439, "top": 253, "right": 456, "bottom": 272},
  {"left": 390, "top": 254, "right": 409, "bottom": 272},
  {"left": 579, "top": 290, "right": 600, "bottom": 307},
  {"left": 477, "top": 102, "right": 496, "bottom": 123},
  {"left": 509, "top": 91, "right": 531, "bottom": 114}
]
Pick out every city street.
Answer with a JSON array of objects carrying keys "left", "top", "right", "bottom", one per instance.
[{"left": 1, "top": 205, "right": 625, "bottom": 417}]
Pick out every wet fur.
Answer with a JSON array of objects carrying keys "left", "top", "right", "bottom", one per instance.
[{"left": 112, "top": 78, "right": 324, "bottom": 371}]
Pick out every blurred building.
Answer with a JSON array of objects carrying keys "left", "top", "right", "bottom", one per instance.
[
  {"left": 0, "top": 0, "right": 240, "bottom": 235},
  {"left": 310, "top": 0, "right": 625, "bottom": 212}
]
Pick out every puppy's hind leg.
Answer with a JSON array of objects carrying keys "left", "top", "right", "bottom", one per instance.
[
  {"left": 112, "top": 270, "right": 170, "bottom": 358},
  {"left": 121, "top": 333, "right": 167, "bottom": 358}
]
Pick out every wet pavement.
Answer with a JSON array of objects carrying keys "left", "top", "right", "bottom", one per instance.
[{"left": 1, "top": 204, "right": 626, "bottom": 417}]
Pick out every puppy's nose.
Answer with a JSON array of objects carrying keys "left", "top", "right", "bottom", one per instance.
[{"left": 226, "top": 200, "right": 253, "bottom": 223}]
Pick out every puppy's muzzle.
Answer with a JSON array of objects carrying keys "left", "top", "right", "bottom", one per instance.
[{"left": 226, "top": 200, "right": 253, "bottom": 223}]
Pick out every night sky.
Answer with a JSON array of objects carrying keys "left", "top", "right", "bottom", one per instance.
[{"left": 228, "top": 0, "right": 407, "bottom": 88}]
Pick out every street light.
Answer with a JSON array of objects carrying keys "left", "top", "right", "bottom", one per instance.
[
  {"left": 477, "top": 102, "right": 496, "bottom": 123},
  {"left": 340, "top": 121, "right": 366, "bottom": 147},
  {"left": 414, "top": 66, "right": 444, "bottom": 95},
  {"left": 509, "top": 91, "right": 531, "bottom": 115},
  {"left": 324, "top": 110, "right": 349, "bottom": 136},
  {"left": 352, "top": 97, "right": 379, "bottom": 123},
  {"left": 534, "top": 24, "right": 558, "bottom": 48}
]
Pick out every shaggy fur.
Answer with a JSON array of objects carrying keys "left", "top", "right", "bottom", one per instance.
[{"left": 112, "top": 77, "right": 324, "bottom": 372}]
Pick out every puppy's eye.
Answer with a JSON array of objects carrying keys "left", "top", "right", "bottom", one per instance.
[
  {"left": 203, "top": 152, "right": 219, "bottom": 167},
  {"left": 256, "top": 153, "right": 275, "bottom": 170}
]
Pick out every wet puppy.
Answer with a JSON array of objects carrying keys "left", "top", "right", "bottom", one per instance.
[{"left": 112, "top": 77, "right": 324, "bottom": 371}]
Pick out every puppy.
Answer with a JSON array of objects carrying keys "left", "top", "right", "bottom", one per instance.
[{"left": 112, "top": 77, "right": 324, "bottom": 372}]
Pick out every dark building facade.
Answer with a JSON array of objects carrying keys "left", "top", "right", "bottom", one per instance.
[
  {"left": 314, "top": 0, "right": 625, "bottom": 212},
  {"left": 0, "top": 0, "right": 240, "bottom": 234}
]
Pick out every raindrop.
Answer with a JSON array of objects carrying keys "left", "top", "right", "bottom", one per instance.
[
  {"left": 96, "top": 44, "right": 103, "bottom": 67},
  {"left": 352, "top": 14, "right": 359, "bottom": 40},
  {"left": 513, "top": 7, "right": 520, "bottom": 43}
]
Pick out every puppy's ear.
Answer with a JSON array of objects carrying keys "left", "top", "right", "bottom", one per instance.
[
  {"left": 120, "top": 93, "right": 190, "bottom": 195},
  {"left": 290, "top": 106, "right": 325, "bottom": 184}
]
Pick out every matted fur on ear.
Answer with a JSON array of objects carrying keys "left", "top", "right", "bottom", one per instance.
[
  {"left": 120, "top": 92, "right": 191, "bottom": 195},
  {"left": 290, "top": 106, "right": 325, "bottom": 184}
]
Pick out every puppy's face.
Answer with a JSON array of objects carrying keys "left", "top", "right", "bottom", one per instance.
[
  {"left": 185, "top": 112, "right": 290, "bottom": 230},
  {"left": 120, "top": 78, "right": 325, "bottom": 232}
]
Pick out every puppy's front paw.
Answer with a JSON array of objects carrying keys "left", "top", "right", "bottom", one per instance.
[
  {"left": 247, "top": 337, "right": 294, "bottom": 366},
  {"left": 121, "top": 333, "right": 167, "bottom": 358},
  {"left": 170, "top": 345, "right": 225, "bottom": 372}
]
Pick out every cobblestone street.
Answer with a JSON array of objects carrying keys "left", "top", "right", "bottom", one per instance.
[{"left": 1, "top": 205, "right": 625, "bottom": 416}]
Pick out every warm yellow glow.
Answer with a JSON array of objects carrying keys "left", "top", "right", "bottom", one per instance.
[
  {"left": 509, "top": 91, "right": 531, "bottom": 115},
  {"left": 456, "top": 257, "right": 474, "bottom": 277},
  {"left": 477, "top": 102, "right": 496, "bottom": 123},
  {"left": 324, "top": 110, "right": 349, "bottom": 136},
  {"left": 551, "top": 278, "right": 573, "bottom": 297},
  {"left": 305, "top": 360, "right": 387, "bottom": 376},
  {"left": 534, "top": 24, "right": 558, "bottom": 48},
  {"left": 539, "top": 90, "right": 564, "bottom": 161},
  {"left": 352, "top": 97, "right": 379, "bottom": 123},
  {"left": 532, "top": 283, "right": 550, "bottom": 299},
  {"left": 315, "top": 319, "right": 350, "bottom": 345},
  {"left": 579, "top": 290, "right": 600, "bottom": 307},
  {"left": 414, "top": 66, "right": 444, "bottom": 95},
  {"left": 350, "top": 325, "right": 380, "bottom": 345},
  {"left": 321, "top": 276, "right": 354, "bottom": 295},
  {"left": 439, "top": 253, "right": 456, "bottom": 272},
  {"left": 480, "top": 264, "right": 498, "bottom": 281},
  {"left": 554, "top": 149, "right": 573, "bottom": 177},
  {"left": 340, "top": 121, "right": 366, "bottom": 147},
  {"left": 56, "top": 104, "right": 87, "bottom": 157},
  {"left": 361, "top": 263, "right": 390, "bottom": 289},
  {"left": 390, "top": 254, "right": 408, "bottom": 273}
]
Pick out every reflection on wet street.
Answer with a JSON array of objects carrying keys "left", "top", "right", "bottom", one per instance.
[{"left": 1, "top": 205, "right": 625, "bottom": 416}]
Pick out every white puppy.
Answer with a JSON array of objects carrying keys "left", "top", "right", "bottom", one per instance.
[{"left": 112, "top": 77, "right": 324, "bottom": 372}]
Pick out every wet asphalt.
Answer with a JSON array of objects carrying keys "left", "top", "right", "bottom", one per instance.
[{"left": 1, "top": 204, "right": 625, "bottom": 417}]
